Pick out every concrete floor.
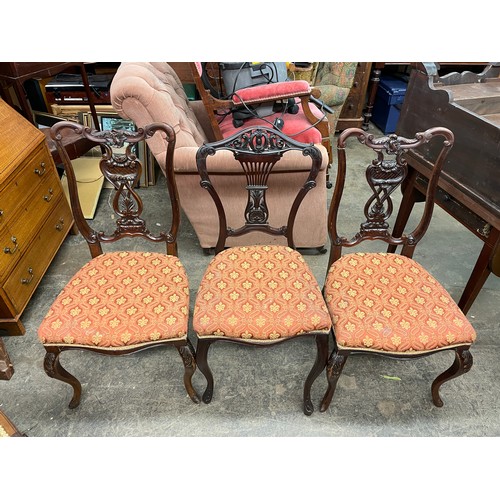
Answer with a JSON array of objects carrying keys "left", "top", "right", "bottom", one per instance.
[{"left": 1, "top": 128, "right": 499, "bottom": 441}]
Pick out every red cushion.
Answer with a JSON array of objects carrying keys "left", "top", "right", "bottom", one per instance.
[{"left": 219, "top": 100, "right": 324, "bottom": 145}]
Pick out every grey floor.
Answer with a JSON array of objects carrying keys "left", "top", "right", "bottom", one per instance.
[{"left": 2, "top": 128, "right": 499, "bottom": 441}]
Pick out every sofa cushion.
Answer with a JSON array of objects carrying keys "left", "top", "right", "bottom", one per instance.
[{"left": 218, "top": 99, "right": 324, "bottom": 145}]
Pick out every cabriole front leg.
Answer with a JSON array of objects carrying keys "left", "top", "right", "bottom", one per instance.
[
  {"left": 195, "top": 338, "right": 215, "bottom": 404},
  {"left": 43, "top": 346, "right": 82, "bottom": 409},
  {"left": 303, "top": 334, "right": 329, "bottom": 416},
  {"left": 431, "top": 347, "right": 473, "bottom": 407}
]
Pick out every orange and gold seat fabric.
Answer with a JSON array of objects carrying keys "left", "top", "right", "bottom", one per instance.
[
  {"left": 38, "top": 251, "right": 190, "bottom": 349},
  {"left": 324, "top": 252, "right": 476, "bottom": 354},
  {"left": 194, "top": 245, "right": 332, "bottom": 341}
]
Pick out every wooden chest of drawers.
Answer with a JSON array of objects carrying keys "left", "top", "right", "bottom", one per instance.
[{"left": 0, "top": 98, "right": 73, "bottom": 345}]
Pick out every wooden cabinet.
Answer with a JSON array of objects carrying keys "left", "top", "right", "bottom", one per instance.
[
  {"left": 0, "top": 98, "right": 73, "bottom": 374},
  {"left": 337, "top": 62, "right": 372, "bottom": 130}
]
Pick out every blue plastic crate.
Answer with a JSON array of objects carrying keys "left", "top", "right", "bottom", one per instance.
[{"left": 371, "top": 76, "right": 407, "bottom": 134}]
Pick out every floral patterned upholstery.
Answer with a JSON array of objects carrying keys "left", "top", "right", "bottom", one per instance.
[
  {"left": 38, "top": 251, "right": 190, "bottom": 349},
  {"left": 324, "top": 252, "right": 476, "bottom": 354},
  {"left": 194, "top": 245, "right": 332, "bottom": 341},
  {"left": 0, "top": 410, "right": 23, "bottom": 437}
]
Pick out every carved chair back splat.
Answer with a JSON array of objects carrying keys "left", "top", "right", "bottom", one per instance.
[
  {"left": 320, "top": 127, "right": 477, "bottom": 412},
  {"left": 196, "top": 127, "right": 324, "bottom": 254},
  {"left": 37, "top": 121, "right": 199, "bottom": 409},
  {"left": 193, "top": 126, "right": 332, "bottom": 415}
]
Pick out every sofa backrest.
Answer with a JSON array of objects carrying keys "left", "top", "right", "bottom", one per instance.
[{"left": 110, "top": 62, "right": 209, "bottom": 170}]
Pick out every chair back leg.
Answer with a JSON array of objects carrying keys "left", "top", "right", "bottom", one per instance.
[
  {"left": 320, "top": 348, "right": 349, "bottom": 412},
  {"left": 174, "top": 339, "right": 200, "bottom": 403}
]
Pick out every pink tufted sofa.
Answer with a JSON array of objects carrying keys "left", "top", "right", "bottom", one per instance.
[{"left": 110, "top": 62, "right": 329, "bottom": 251}]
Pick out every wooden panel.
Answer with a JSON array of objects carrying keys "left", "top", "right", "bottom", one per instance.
[
  {"left": 0, "top": 62, "right": 63, "bottom": 78},
  {"left": 4, "top": 194, "right": 71, "bottom": 312},
  {"left": 0, "top": 98, "right": 42, "bottom": 181},
  {"left": 397, "top": 68, "right": 500, "bottom": 224},
  {"left": 167, "top": 62, "right": 194, "bottom": 83}
]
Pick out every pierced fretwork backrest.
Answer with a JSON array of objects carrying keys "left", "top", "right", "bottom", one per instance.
[
  {"left": 196, "top": 127, "right": 323, "bottom": 254},
  {"left": 50, "top": 121, "right": 179, "bottom": 258},
  {"left": 328, "top": 127, "right": 454, "bottom": 267}
]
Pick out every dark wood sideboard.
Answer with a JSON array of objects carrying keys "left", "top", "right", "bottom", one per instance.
[{"left": 392, "top": 62, "right": 500, "bottom": 313}]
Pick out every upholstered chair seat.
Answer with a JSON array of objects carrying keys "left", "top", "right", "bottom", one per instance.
[
  {"left": 324, "top": 252, "right": 476, "bottom": 354},
  {"left": 194, "top": 245, "right": 331, "bottom": 341},
  {"left": 0, "top": 409, "right": 25, "bottom": 437},
  {"left": 39, "top": 252, "right": 190, "bottom": 348}
]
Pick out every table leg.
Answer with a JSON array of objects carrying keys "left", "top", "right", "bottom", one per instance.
[
  {"left": 458, "top": 227, "right": 500, "bottom": 314},
  {"left": 362, "top": 63, "right": 384, "bottom": 130}
]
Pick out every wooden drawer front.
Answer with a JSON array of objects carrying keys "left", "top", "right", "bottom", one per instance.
[
  {"left": 0, "top": 168, "right": 61, "bottom": 281},
  {"left": 0, "top": 225, "right": 22, "bottom": 281},
  {"left": 0, "top": 145, "right": 53, "bottom": 225},
  {"left": 341, "top": 94, "right": 358, "bottom": 119},
  {"left": 3, "top": 195, "right": 72, "bottom": 313},
  {"left": 340, "top": 63, "right": 371, "bottom": 120}
]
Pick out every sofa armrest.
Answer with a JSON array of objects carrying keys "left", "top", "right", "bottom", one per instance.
[
  {"left": 188, "top": 100, "right": 217, "bottom": 142},
  {"left": 313, "top": 85, "right": 352, "bottom": 107}
]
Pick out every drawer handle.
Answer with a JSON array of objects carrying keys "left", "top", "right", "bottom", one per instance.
[
  {"left": 478, "top": 223, "right": 492, "bottom": 238},
  {"left": 43, "top": 188, "right": 54, "bottom": 202},
  {"left": 55, "top": 218, "right": 65, "bottom": 231},
  {"left": 34, "top": 162, "right": 46, "bottom": 176},
  {"left": 21, "top": 267, "right": 34, "bottom": 285},
  {"left": 3, "top": 236, "right": 18, "bottom": 254}
]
